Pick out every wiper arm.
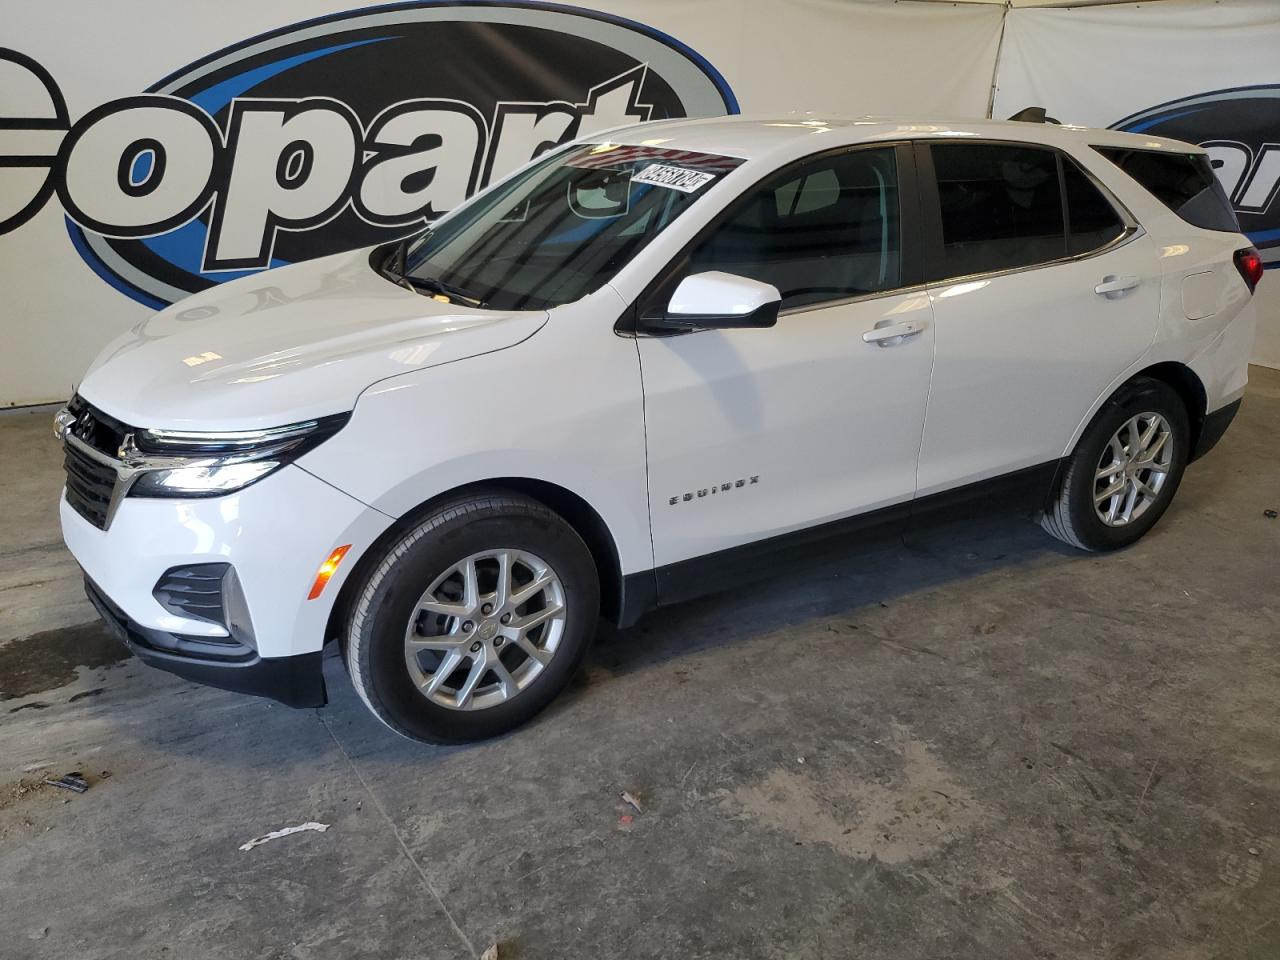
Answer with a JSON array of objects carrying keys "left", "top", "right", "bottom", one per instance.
[
  {"left": 379, "top": 237, "right": 411, "bottom": 289},
  {"left": 381, "top": 231, "right": 433, "bottom": 280},
  {"left": 403, "top": 274, "right": 487, "bottom": 308},
  {"left": 378, "top": 231, "right": 485, "bottom": 306},
  {"left": 391, "top": 236, "right": 408, "bottom": 278}
]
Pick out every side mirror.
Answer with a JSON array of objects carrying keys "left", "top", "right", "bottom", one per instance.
[{"left": 648, "top": 272, "right": 781, "bottom": 332}]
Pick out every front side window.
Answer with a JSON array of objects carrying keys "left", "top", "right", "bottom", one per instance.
[
  {"left": 402, "top": 144, "right": 744, "bottom": 310},
  {"left": 931, "top": 143, "right": 1065, "bottom": 278},
  {"left": 681, "top": 147, "right": 902, "bottom": 310}
]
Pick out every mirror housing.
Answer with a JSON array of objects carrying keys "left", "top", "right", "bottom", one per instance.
[{"left": 644, "top": 272, "right": 782, "bottom": 333}]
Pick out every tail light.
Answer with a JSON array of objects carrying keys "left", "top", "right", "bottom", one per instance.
[{"left": 1234, "top": 247, "right": 1264, "bottom": 294}]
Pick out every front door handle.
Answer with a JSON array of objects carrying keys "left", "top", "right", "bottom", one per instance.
[
  {"left": 863, "top": 318, "right": 926, "bottom": 346},
  {"left": 1095, "top": 275, "right": 1140, "bottom": 298}
]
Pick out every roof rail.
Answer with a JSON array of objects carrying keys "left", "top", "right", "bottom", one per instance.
[{"left": 1007, "top": 106, "right": 1061, "bottom": 125}]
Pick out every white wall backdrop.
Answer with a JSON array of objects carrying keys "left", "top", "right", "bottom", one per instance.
[
  {"left": 2, "top": 0, "right": 1275, "bottom": 405},
  {"left": 995, "top": 0, "right": 1280, "bottom": 367}
]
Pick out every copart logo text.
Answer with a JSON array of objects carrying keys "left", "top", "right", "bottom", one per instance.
[{"left": 0, "top": 2, "right": 735, "bottom": 307}]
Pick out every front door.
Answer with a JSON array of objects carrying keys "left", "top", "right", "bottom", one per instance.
[{"left": 635, "top": 144, "right": 936, "bottom": 599}]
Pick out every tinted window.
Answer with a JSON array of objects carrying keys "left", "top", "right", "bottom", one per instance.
[
  {"left": 931, "top": 143, "right": 1065, "bottom": 278},
  {"left": 683, "top": 147, "right": 901, "bottom": 310},
  {"left": 1063, "top": 157, "right": 1126, "bottom": 255},
  {"left": 1095, "top": 147, "right": 1240, "bottom": 233},
  {"left": 405, "top": 144, "right": 743, "bottom": 310}
]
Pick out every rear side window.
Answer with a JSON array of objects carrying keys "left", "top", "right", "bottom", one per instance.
[
  {"left": 1062, "top": 157, "right": 1126, "bottom": 255},
  {"left": 1094, "top": 147, "right": 1240, "bottom": 233},
  {"left": 930, "top": 143, "right": 1065, "bottom": 277}
]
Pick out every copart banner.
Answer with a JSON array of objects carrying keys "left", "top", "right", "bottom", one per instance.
[
  {"left": 993, "top": 0, "right": 1280, "bottom": 368},
  {"left": 1, "top": 0, "right": 1005, "bottom": 404}
]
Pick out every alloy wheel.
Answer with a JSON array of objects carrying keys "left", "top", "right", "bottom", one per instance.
[
  {"left": 404, "top": 549, "right": 567, "bottom": 710},
  {"left": 1093, "top": 411, "right": 1174, "bottom": 527}
]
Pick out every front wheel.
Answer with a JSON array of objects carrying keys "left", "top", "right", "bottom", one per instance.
[
  {"left": 1042, "top": 377, "right": 1190, "bottom": 552},
  {"left": 344, "top": 493, "right": 599, "bottom": 743}
]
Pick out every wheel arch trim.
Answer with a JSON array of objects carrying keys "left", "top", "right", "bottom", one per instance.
[
  {"left": 324, "top": 476, "right": 639, "bottom": 649},
  {"left": 1062, "top": 358, "right": 1208, "bottom": 461}
]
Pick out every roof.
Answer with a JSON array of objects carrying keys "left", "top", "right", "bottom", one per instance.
[{"left": 593, "top": 114, "right": 1202, "bottom": 163}]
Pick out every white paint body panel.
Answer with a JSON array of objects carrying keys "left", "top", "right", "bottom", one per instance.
[
  {"left": 297, "top": 286, "right": 654, "bottom": 576},
  {"left": 76, "top": 249, "right": 548, "bottom": 431},
  {"left": 60, "top": 465, "right": 393, "bottom": 658},
  {"left": 61, "top": 116, "right": 1258, "bottom": 665},
  {"left": 640, "top": 290, "right": 934, "bottom": 565},
  {"left": 918, "top": 233, "right": 1163, "bottom": 494}
]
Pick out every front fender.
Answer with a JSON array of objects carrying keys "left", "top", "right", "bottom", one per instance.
[{"left": 298, "top": 292, "right": 653, "bottom": 576}]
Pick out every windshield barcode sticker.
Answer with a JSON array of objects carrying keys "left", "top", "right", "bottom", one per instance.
[{"left": 632, "top": 164, "right": 717, "bottom": 193}]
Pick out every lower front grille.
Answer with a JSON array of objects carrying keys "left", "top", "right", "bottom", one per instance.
[
  {"left": 64, "top": 444, "right": 117, "bottom": 529},
  {"left": 86, "top": 576, "right": 256, "bottom": 663},
  {"left": 153, "top": 564, "right": 229, "bottom": 626}
]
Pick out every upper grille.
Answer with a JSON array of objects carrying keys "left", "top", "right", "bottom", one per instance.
[
  {"left": 66, "top": 394, "right": 130, "bottom": 456},
  {"left": 63, "top": 442, "right": 116, "bottom": 529},
  {"left": 61, "top": 395, "right": 131, "bottom": 530}
]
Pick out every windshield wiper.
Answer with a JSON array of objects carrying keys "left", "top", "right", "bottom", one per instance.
[
  {"left": 378, "top": 232, "right": 485, "bottom": 306},
  {"left": 402, "top": 274, "right": 487, "bottom": 308}
]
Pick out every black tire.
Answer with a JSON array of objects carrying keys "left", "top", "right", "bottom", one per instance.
[
  {"left": 1042, "top": 377, "right": 1190, "bottom": 552},
  {"left": 344, "top": 493, "right": 599, "bottom": 743}
]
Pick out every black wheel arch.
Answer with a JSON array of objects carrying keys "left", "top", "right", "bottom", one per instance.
[
  {"left": 1043, "top": 362, "right": 1205, "bottom": 514},
  {"left": 324, "top": 478, "right": 626, "bottom": 651},
  {"left": 1131, "top": 361, "right": 1208, "bottom": 458}
]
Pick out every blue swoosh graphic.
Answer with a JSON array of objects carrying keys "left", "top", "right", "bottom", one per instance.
[
  {"left": 1123, "top": 106, "right": 1208, "bottom": 134},
  {"left": 188, "top": 36, "right": 393, "bottom": 115}
]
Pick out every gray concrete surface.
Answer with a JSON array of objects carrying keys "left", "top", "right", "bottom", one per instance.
[{"left": 1, "top": 370, "right": 1278, "bottom": 960}]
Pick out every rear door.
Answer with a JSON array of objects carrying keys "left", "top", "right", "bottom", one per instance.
[
  {"left": 914, "top": 140, "right": 1162, "bottom": 498},
  {"left": 634, "top": 143, "right": 936, "bottom": 598}
]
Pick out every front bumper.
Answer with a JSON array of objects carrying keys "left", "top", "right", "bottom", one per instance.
[
  {"left": 61, "top": 463, "right": 394, "bottom": 664},
  {"left": 85, "top": 576, "right": 326, "bottom": 707}
]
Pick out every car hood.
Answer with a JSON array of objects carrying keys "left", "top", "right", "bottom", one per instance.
[{"left": 77, "top": 249, "right": 548, "bottom": 430}]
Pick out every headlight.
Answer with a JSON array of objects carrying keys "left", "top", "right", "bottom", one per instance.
[
  {"left": 130, "top": 459, "right": 284, "bottom": 497},
  {"left": 126, "top": 413, "right": 349, "bottom": 498}
]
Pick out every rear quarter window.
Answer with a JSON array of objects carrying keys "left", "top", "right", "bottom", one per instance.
[{"left": 1094, "top": 147, "right": 1240, "bottom": 233}]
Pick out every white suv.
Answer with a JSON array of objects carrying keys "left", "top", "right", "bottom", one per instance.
[{"left": 57, "top": 116, "right": 1261, "bottom": 742}]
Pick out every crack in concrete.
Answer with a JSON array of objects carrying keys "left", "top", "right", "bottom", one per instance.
[{"left": 317, "top": 711, "right": 478, "bottom": 959}]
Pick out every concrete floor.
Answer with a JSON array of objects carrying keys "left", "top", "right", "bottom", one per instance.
[{"left": 1, "top": 368, "right": 1278, "bottom": 960}]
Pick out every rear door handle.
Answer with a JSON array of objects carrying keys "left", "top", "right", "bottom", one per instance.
[
  {"left": 1095, "top": 275, "right": 1140, "bottom": 298},
  {"left": 863, "top": 318, "right": 926, "bottom": 346}
]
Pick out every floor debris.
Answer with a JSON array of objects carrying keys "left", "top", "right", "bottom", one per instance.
[
  {"left": 621, "top": 791, "right": 643, "bottom": 814},
  {"left": 43, "top": 773, "right": 89, "bottom": 794},
  {"left": 238, "top": 821, "right": 329, "bottom": 851}
]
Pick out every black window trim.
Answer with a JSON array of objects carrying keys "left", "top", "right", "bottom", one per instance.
[
  {"left": 914, "top": 138, "right": 1141, "bottom": 289},
  {"left": 616, "top": 140, "right": 927, "bottom": 336}
]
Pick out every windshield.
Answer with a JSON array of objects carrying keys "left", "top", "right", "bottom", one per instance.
[{"left": 399, "top": 143, "right": 744, "bottom": 310}]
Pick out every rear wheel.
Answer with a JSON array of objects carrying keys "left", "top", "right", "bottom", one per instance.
[
  {"left": 1042, "top": 377, "right": 1190, "bottom": 551},
  {"left": 345, "top": 494, "right": 599, "bottom": 743}
]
